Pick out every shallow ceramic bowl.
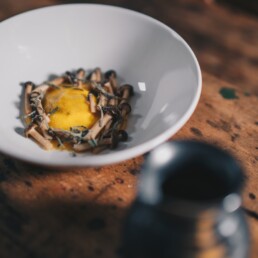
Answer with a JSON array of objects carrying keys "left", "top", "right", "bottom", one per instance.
[{"left": 0, "top": 4, "right": 201, "bottom": 167}]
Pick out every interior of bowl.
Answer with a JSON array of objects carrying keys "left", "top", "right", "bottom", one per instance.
[{"left": 0, "top": 4, "right": 201, "bottom": 166}]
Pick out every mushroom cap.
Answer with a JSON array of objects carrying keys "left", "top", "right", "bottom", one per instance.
[
  {"left": 118, "top": 102, "right": 131, "bottom": 115},
  {"left": 118, "top": 84, "right": 134, "bottom": 97},
  {"left": 76, "top": 68, "right": 85, "bottom": 74},
  {"left": 104, "top": 70, "right": 117, "bottom": 79},
  {"left": 87, "top": 68, "right": 102, "bottom": 81},
  {"left": 65, "top": 71, "right": 77, "bottom": 83},
  {"left": 23, "top": 81, "right": 35, "bottom": 88}
]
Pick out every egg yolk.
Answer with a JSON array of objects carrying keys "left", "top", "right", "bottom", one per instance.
[{"left": 43, "top": 86, "right": 98, "bottom": 130}]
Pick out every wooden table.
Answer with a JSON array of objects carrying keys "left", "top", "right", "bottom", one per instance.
[{"left": 0, "top": 1, "right": 257, "bottom": 257}]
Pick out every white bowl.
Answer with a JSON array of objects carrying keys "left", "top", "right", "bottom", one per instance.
[{"left": 0, "top": 4, "right": 201, "bottom": 167}]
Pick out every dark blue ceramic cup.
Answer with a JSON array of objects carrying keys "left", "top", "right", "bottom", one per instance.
[{"left": 123, "top": 141, "right": 249, "bottom": 258}]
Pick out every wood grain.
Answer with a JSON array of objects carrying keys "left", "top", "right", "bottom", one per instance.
[{"left": 0, "top": 72, "right": 257, "bottom": 258}]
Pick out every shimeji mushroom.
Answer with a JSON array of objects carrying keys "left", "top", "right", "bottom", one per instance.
[
  {"left": 105, "top": 70, "right": 118, "bottom": 93},
  {"left": 76, "top": 68, "right": 86, "bottom": 88},
  {"left": 25, "top": 124, "right": 53, "bottom": 150},
  {"left": 83, "top": 113, "right": 113, "bottom": 141},
  {"left": 88, "top": 93, "right": 97, "bottom": 113},
  {"left": 118, "top": 84, "right": 134, "bottom": 105},
  {"left": 73, "top": 142, "right": 92, "bottom": 152},
  {"left": 89, "top": 68, "right": 102, "bottom": 83},
  {"left": 29, "top": 77, "right": 64, "bottom": 139},
  {"left": 24, "top": 81, "right": 34, "bottom": 116}
]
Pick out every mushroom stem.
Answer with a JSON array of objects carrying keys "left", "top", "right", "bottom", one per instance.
[
  {"left": 119, "top": 84, "right": 134, "bottom": 105},
  {"left": 97, "top": 129, "right": 124, "bottom": 149},
  {"left": 97, "top": 82, "right": 114, "bottom": 107},
  {"left": 73, "top": 142, "right": 92, "bottom": 152},
  {"left": 119, "top": 118, "right": 128, "bottom": 131},
  {"left": 105, "top": 82, "right": 118, "bottom": 106},
  {"left": 24, "top": 82, "right": 34, "bottom": 116},
  {"left": 90, "top": 68, "right": 102, "bottom": 83},
  {"left": 92, "top": 146, "right": 107, "bottom": 154},
  {"left": 89, "top": 93, "right": 96, "bottom": 113},
  {"left": 76, "top": 69, "right": 85, "bottom": 88},
  {"left": 104, "top": 81, "right": 114, "bottom": 95},
  {"left": 98, "top": 137, "right": 113, "bottom": 145},
  {"left": 29, "top": 91, "right": 51, "bottom": 139},
  {"left": 109, "top": 98, "right": 117, "bottom": 106},
  {"left": 49, "top": 76, "right": 65, "bottom": 86},
  {"left": 98, "top": 136, "right": 117, "bottom": 149},
  {"left": 97, "top": 93, "right": 108, "bottom": 107},
  {"left": 40, "top": 76, "right": 65, "bottom": 89},
  {"left": 83, "top": 114, "right": 112, "bottom": 140},
  {"left": 25, "top": 124, "right": 53, "bottom": 150},
  {"left": 39, "top": 120, "right": 51, "bottom": 139},
  {"left": 50, "top": 129, "right": 75, "bottom": 142},
  {"left": 104, "top": 119, "right": 113, "bottom": 132},
  {"left": 95, "top": 68, "right": 102, "bottom": 82},
  {"left": 31, "top": 85, "right": 49, "bottom": 95},
  {"left": 29, "top": 78, "right": 65, "bottom": 140},
  {"left": 119, "top": 103, "right": 131, "bottom": 118},
  {"left": 105, "top": 70, "right": 118, "bottom": 92},
  {"left": 117, "top": 103, "right": 131, "bottom": 131},
  {"left": 110, "top": 76, "right": 118, "bottom": 93}
]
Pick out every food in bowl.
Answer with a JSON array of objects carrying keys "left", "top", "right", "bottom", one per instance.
[{"left": 22, "top": 68, "right": 134, "bottom": 154}]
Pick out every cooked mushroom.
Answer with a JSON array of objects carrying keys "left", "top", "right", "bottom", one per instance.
[
  {"left": 44, "top": 76, "right": 65, "bottom": 88},
  {"left": 31, "top": 77, "right": 64, "bottom": 97},
  {"left": 91, "top": 146, "right": 107, "bottom": 154},
  {"left": 76, "top": 68, "right": 85, "bottom": 88},
  {"left": 83, "top": 113, "right": 113, "bottom": 140},
  {"left": 103, "top": 119, "right": 113, "bottom": 132},
  {"left": 104, "top": 81, "right": 114, "bottom": 95},
  {"left": 98, "top": 94, "right": 108, "bottom": 108},
  {"left": 22, "top": 68, "right": 133, "bottom": 154},
  {"left": 118, "top": 84, "right": 134, "bottom": 105},
  {"left": 104, "top": 81, "right": 118, "bottom": 106},
  {"left": 65, "top": 71, "right": 77, "bottom": 86},
  {"left": 50, "top": 76, "right": 65, "bottom": 86},
  {"left": 98, "top": 132, "right": 119, "bottom": 149},
  {"left": 105, "top": 70, "right": 118, "bottom": 92},
  {"left": 49, "top": 128, "right": 75, "bottom": 143},
  {"left": 89, "top": 93, "right": 96, "bottom": 113},
  {"left": 31, "top": 84, "right": 49, "bottom": 96},
  {"left": 29, "top": 91, "right": 51, "bottom": 139},
  {"left": 24, "top": 81, "right": 34, "bottom": 116},
  {"left": 97, "top": 83, "right": 110, "bottom": 109},
  {"left": 29, "top": 77, "right": 65, "bottom": 139},
  {"left": 113, "top": 103, "right": 131, "bottom": 131},
  {"left": 119, "top": 102, "right": 132, "bottom": 118},
  {"left": 105, "top": 70, "right": 117, "bottom": 80},
  {"left": 89, "top": 68, "right": 102, "bottom": 83},
  {"left": 25, "top": 124, "right": 53, "bottom": 150},
  {"left": 73, "top": 142, "right": 92, "bottom": 152},
  {"left": 98, "top": 129, "right": 128, "bottom": 148}
]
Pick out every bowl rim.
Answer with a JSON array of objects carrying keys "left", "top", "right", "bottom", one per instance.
[{"left": 0, "top": 3, "right": 202, "bottom": 167}]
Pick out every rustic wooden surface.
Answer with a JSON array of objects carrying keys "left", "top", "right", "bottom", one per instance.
[{"left": 0, "top": 0, "right": 257, "bottom": 258}]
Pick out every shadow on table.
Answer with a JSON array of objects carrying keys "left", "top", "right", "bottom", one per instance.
[
  {"left": 0, "top": 154, "right": 135, "bottom": 258},
  {"left": 0, "top": 188, "right": 126, "bottom": 258}
]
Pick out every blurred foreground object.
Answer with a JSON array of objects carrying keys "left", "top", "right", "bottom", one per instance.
[{"left": 123, "top": 141, "right": 249, "bottom": 258}]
